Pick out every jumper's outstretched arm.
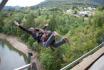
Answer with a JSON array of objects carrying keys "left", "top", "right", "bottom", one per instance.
[{"left": 14, "top": 21, "right": 32, "bottom": 34}]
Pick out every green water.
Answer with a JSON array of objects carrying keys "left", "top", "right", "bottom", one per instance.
[{"left": 0, "top": 41, "right": 27, "bottom": 70}]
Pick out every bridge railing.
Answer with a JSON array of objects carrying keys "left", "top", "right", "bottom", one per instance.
[
  {"left": 14, "top": 52, "right": 37, "bottom": 70},
  {"left": 14, "top": 64, "right": 31, "bottom": 70},
  {"left": 60, "top": 42, "right": 104, "bottom": 70}
]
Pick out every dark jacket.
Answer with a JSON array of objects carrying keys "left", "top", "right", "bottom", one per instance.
[
  {"left": 19, "top": 26, "right": 42, "bottom": 43},
  {"left": 18, "top": 25, "right": 49, "bottom": 43}
]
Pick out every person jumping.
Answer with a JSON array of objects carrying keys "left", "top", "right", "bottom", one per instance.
[{"left": 14, "top": 21, "right": 69, "bottom": 49}]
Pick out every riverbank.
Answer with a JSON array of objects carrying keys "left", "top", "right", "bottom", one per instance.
[
  {"left": 0, "top": 33, "right": 44, "bottom": 70},
  {"left": 0, "top": 33, "right": 29, "bottom": 55}
]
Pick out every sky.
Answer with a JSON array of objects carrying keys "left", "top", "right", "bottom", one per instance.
[{"left": 4, "top": 0, "right": 45, "bottom": 7}]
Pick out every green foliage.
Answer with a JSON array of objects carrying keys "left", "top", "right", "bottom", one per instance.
[
  {"left": 0, "top": 8, "right": 104, "bottom": 70},
  {"left": 97, "top": 6, "right": 104, "bottom": 11},
  {"left": 93, "top": 11, "right": 104, "bottom": 27},
  {"left": 34, "top": 0, "right": 104, "bottom": 9},
  {"left": 40, "top": 48, "right": 64, "bottom": 70}
]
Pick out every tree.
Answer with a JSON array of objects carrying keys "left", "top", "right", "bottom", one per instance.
[{"left": 0, "top": 0, "right": 8, "bottom": 11}]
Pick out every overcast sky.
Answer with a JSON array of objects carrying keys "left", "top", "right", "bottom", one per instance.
[{"left": 4, "top": 0, "right": 45, "bottom": 7}]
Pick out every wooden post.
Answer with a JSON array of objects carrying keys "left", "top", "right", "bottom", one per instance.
[
  {"left": 31, "top": 62, "right": 38, "bottom": 70},
  {"left": 28, "top": 52, "right": 33, "bottom": 70}
]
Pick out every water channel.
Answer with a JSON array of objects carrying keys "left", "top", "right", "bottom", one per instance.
[{"left": 0, "top": 40, "right": 27, "bottom": 70}]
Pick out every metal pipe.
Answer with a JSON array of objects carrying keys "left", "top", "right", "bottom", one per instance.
[{"left": 14, "top": 64, "right": 31, "bottom": 70}]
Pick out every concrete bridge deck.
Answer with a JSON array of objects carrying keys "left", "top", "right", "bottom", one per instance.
[{"left": 71, "top": 46, "right": 104, "bottom": 70}]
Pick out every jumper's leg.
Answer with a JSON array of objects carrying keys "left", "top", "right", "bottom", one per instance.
[
  {"left": 53, "top": 38, "right": 69, "bottom": 48},
  {"left": 43, "top": 32, "right": 55, "bottom": 47}
]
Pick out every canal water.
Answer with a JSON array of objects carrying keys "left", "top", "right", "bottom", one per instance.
[{"left": 0, "top": 41, "right": 27, "bottom": 70}]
